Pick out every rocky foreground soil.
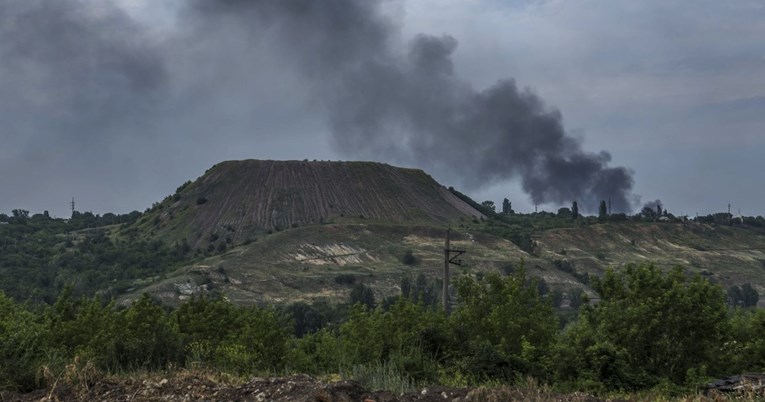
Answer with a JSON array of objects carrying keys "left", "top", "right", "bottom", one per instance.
[{"left": 1, "top": 372, "right": 609, "bottom": 402}]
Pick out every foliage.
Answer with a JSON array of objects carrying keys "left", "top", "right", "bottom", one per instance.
[
  {"left": 4, "top": 202, "right": 765, "bottom": 397},
  {"left": 724, "top": 308, "right": 765, "bottom": 373},
  {"left": 0, "top": 291, "right": 45, "bottom": 391},
  {"left": 334, "top": 273, "right": 356, "bottom": 285},
  {"left": 727, "top": 283, "right": 759, "bottom": 307},
  {"left": 401, "top": 249, "right": 418, "bottom": 266},
  {"left": 501, "top": 198, "right": 513, "bottom": 215},
  {"left": 0, "top": 212, "right": 190, "bottom": 304},
  {"left": 450, "top": 264, "right": 559, "bottom": 381},
  {"left": 348, "top": 361, "right": 415, "bottom": 394},
  {"left": 480, "top": 201, "right": 496, "bottom": 213},
  {"left": 401, "top": 273, "right": 440, "bottom": 307},
  {"left": 556, "top": 264, "right": 728, "bottom": 390},
  {"left": 173, "top": 296, "right": 290, "bottom": 373},
  {"left": 598, "top": 200, "right": 607, "bottom": 219},
  {"left": 349, "top": 283, "right": 376, "bottom": 309},
  {"left": 282, "top": 302, "right": 328, "bottom": 337}
]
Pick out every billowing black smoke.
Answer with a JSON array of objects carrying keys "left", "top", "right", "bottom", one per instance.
[
  {"left": 0, "top": 1, "right": 166, "bottom": 142},
  {"left": 187, "top": 0, "right": 636, "bottom": 213},
  {"left": 642, "top": 199, "right": 664, "bottom": 214},
  {"left": 0, "top": 0, "right": 636, "bottom": 214}
]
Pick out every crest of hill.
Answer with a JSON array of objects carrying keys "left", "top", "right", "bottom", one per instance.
[{"left": 139, "top": 160, "right": 483, "bottom": 248}]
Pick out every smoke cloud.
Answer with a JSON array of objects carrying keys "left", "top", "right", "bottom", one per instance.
[
  {"left": 185, "top": 0, "right": 636, "bottom": 212},
  {"left": 0, "top": 0, "right": 636, "bottom": 214},
  {"left": 642, "top": 199, "right": 663, "bottom": 213}
]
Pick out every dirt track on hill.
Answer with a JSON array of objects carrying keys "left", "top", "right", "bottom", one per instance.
[{"left": 2, "top": 372, "right": 610, "bottom": 402}]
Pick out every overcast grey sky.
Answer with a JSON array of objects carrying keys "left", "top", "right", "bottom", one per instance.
[{"left": 1, "top": 0, "right": 763, "bottom": 218}]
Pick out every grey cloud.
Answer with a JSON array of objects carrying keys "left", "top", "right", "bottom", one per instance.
[
  {"left": 191, "top": 1, "right": 636, "bottom": 212},
  {"left": 0, "top": 0, "right": 166, "bottom": 137},
  {"left": 0, "top": 0, "right": 637, "bottom": 215}
]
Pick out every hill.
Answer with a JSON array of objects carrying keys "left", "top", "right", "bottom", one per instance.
[
  {"left": 110, "top": 159, "right": 765, "bottom": 307},
  {"left": 4, "top": 159, "right": 765, "bottom": 309},
  {"left": 535, "top": 222, "right": 765, "bottom": 292},
  {"left": 131, "top": 160, "right": 483, "bottom": 250}
]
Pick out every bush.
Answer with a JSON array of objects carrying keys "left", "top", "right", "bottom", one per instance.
[
  {"left": 0, "top": 292, "right": 47, "bottom": 391},
  {"left": 349, "top": 283, "right": 375, "bottom": 309},
  {"left": 334, "top": 273, "right": 356, "bottom": 285},
  {"left": 401, "top": 250, "right": 417, "bottom": 266},
  {"left": 557, "top": 264, "right": 728, "bottom": 389},
  {"left": 450, "top": 263, "right": 558, "bottom": 380}
]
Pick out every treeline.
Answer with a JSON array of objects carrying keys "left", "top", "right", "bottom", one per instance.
[
  {"left": 2, "top": 264, "right": 764, "bottom": 395},
  {"left": 449, "top": 187, "right": 765, "bottom": 254},
  {"left": 0, "top": 210, "right": 190, "bottom": 304}
]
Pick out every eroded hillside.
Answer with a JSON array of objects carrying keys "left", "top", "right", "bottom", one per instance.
[
  {"left": 535, "top": 222, "right": 765, "bottom": 300},
  {"left": 132, "top": 160, "right": 483, "bottom": 250}
]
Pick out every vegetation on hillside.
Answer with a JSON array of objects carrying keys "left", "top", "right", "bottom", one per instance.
[
  {"left": 2, "top": 263, "right": 764, "bottom": 398},
  {"left": 0, "top": 210, "right": 193, "bottom": 304},
  {"left": 4, "top": 192, "right": 765, "bottom": 399}
]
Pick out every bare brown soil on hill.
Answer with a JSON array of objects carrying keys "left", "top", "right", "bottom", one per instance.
[{"left": 140, "top": 160, "right": 482, "bottom": 249}]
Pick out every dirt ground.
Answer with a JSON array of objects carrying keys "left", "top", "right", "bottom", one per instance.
[{"left": 1, "top": 372, "right": 609, "bottom": 402}]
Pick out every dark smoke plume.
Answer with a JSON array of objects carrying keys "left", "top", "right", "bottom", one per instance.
[
  {"left": 0, "top": 0, "right": 636, "bottom": 214},
  {"left": 642, "top": 199, "right": 663, "bottom": 213},
  {"left": 187, "top": 0, "right": 636, "bottom": 213}
]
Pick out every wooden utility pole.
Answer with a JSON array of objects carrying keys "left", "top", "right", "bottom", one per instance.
[
  {"left": 443, "top": 229, "right": 450, "bottom": 314},
  {"left": 443, "top": 228, "right": 465, "bottom": 314}
]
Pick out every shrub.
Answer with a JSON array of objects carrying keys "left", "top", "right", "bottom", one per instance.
[
  {"left": 0, "top": 292, "right": 47, "bottom": 391},
  {"left": 557, "top": 264, "right": 728, "bottom": 389},
  {"left": 334, "top": 273, "right": 356, "bottom": 285},
  {"left": 401, "top": 250, "right": 417, "bottom": 266},
  {"left": 450, "top": 263, "right": 558, "bottom": 380}
]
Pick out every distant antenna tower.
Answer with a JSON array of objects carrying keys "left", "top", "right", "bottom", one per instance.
[
  {"left": 71, "top": 197, "right": 75, "bottom": 215},
  {"left": 728, "top": 203, "right": 732, "bottom": 225}
]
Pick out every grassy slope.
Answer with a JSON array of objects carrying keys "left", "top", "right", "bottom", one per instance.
[
  {"left": 114, "top": 160, "right": 765, "bottom": 307},
  {"left": 536, "top": 221, "right": 765, "bottom": 299},
  {"left": 120, "top": 220, "right": 765, "bottom": 307},
  {"left": 123, "top": 221, "right": 558, "bottom": 307}
]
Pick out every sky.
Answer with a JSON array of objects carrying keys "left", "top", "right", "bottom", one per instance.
[{"left": 1, "top": 0, "right": 764, "bottom": 218}]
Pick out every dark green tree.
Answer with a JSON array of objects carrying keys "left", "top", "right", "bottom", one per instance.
[
  {"left": 502, "top": 198, "right": 513, "bottom": 215},
  {"left": 729, "top": 283, "right": 760, "bottom": 307},
  {"left": 451, "top": 263, "right": 558, "bottom": 379},
  {"left": 557, "top": 264, "right": 728, "bottom": 388},
  {"left": 0, "top": 291, "right": 46, "bottom": 391},
  {"left": 349, "top": 283, "right": 375, "bottom": 309},
  {"left": 401, "top": 249, "right": 417, "bottom": 265},
  {"left": 728, "top": 285, "right": 744, "bottom": 306},
  {"left": 641, "top": 206, "right": 658, "bottom": 220},
  {"left": 741, "top": 283, "right": 759, "bottom": 307},
  {"left": 481, "top": 200, "right": 496, "bottom": 213},
  {"left": 572, "top": 201, "right": 579, "bottom": 219},
  {"left": 598, "top": 200, "right": 607, "bottom": 219},
  {"left": 285, "top": 302, "right": 326, "bottom": 337},
  {"left": 117, "top": 293, "right": 181, "bottom": 369}
]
